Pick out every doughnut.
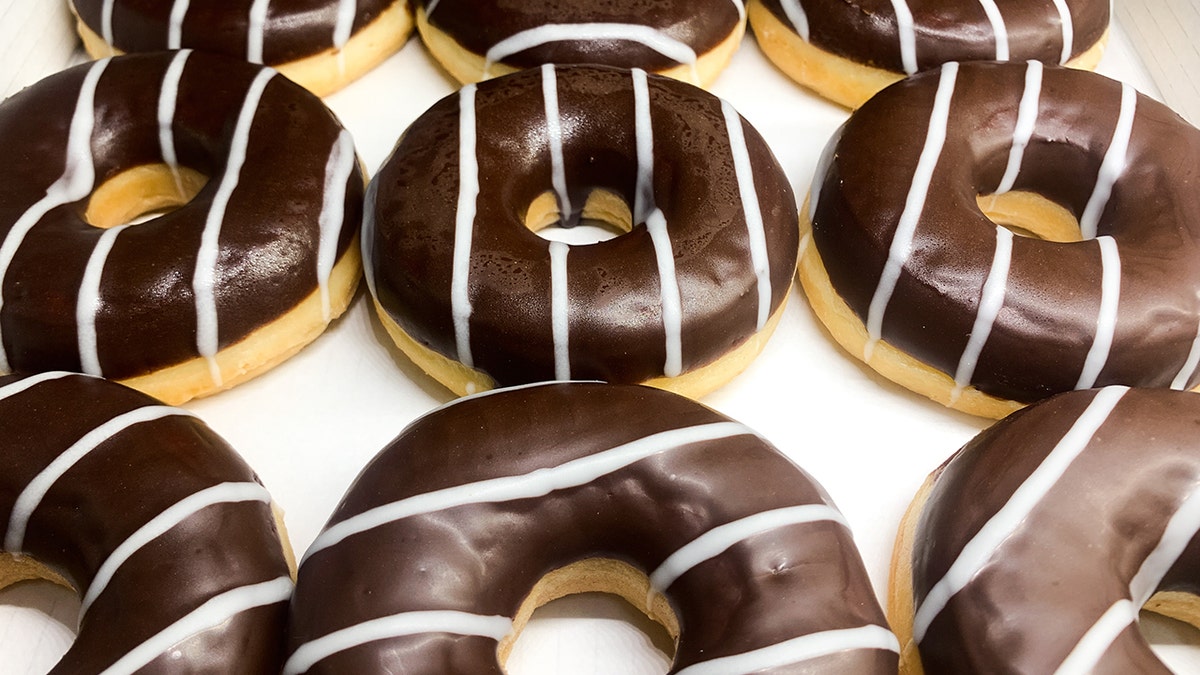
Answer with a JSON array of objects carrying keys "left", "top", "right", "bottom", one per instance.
[
  {"left": 748, "top": 0, "right": 1109, "bottom": 107},
  {"left": 69, "top": 0, "right": 414, "bottom": 96},
  {"left": 286, "top": 381, "right": 898, "bottom": 674},
  {"left": 414, "top": 0, "right": 747, "bottom": 86},
  {"left": 799, "top": 61, "right": 1200, "bottom": 418},
  {"left": 0, "top": 371, "right": 294, "bottom": 672},
  {"left": 0, "top": 51, "right": 363, "bottom": 405},
  {"left": 365, "top": 64, "right": 798, "bottom": 398},
  {"left": 889, "top": 386, "right": 1200, "bottom": 672}
]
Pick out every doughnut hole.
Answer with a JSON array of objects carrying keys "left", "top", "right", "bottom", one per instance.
[
  {"left": 84, "top": 163, "right": 208, "bottom": 229},
  {"left": 0, "top": 555, "right": 79, "bottom": 672},
  {"left": 498, "top": 558, "right": 678, "bottom": 673},
  {"left": 976, "top": 191, "right": 1083, "bottom": 242},
  {"left": 524, "top": 189, "right": 632, "bottom": 245}
]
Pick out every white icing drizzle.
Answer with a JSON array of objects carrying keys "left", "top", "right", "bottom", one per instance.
[
  {"left": 1053, "top": 599, "right": 1136, "bottom": 675},
  {"left": 158, "top": 49, "right": 191, "bottom": 198},
  {"left": 302, "top": 421, "right": 751, "bottom": 563},
  {"left": 192, "top": 67, "right": 276, "bottom": 387},
  {"left": 1170, "top": 318, "right": 1200, "bottom": 390},
  {"left": 778, "top": 0, "right": 810, "bottom": 41},
  {"left": 77, "top": 224, "right": 131, "bottom": 376},
  {"left": 631, "top": 68, "right": 655, "bottom": 224},
  {"left": 0, "top": 371, "right": 79, "bottom": 403},
  {"left": 889, "top": 0, "right": 918, "bottom": 74},
  {"left": 80, "top": 481, "right": 272, "bottom": 617},
  {"left": 247, "top": 0, "right": 271, "bottom": 64},
  {"left": 674, "top": 624, "right": 900, "bottom": 675},
  {"left": 0, "top": 58, "right": 108, "bottom": 373},
  {"left": 483, "top": 24, "right": 700, "bottom": 83},
  {"left": 912, "top": 385, "right": 1129, "bottom": 642},
  {"left": 424, "top": 0, "right": 441, "bottom": 17},
  {"left": 649, "top": 504, "right": 847, "bottom": 593},
  {"left": 950, "top": 227, "right": 1012, "bottom": 403},
  {"left": 647, "top": 208, "right": 684, "bottom": 378},
  {"left": 452, "top": 84, "right": 480, "bottom": 369},
  {"left": 1074, "top": 235, "right": 1120, "bottom": 390},
  {"left": 361, "top": 177, "right": 380, "bottom": 300},
  {"left": 1051, "top": 0, "right": 1075, "bottom": 64},
  {"left": 101, "top": 0, "right": 116, "bottom": 45},
  {"left": 730, "top": 0, "right": 747, "bottom": 21},
  {"left": 317, "top": 129, "right": 356, "bottom": 322},
  {"left": 168, "top": 0, "right": 191, "bottom": 49},
  {"left": 540, "top": 64, "right": 572, "bottom": 219},
  {"left": 4, "top": 404, "right": 194, "bottom": 552},
  {"left": 977, "top": 0, "right": 1009, "bottom": 60},
  {"left": 995, "top": 60, "right": 1042, "bottom": 195},
  {"left": 721, "top": 100, "right": 771, "bottom": 331},
  {"left": 283, "top": 610, "right": 513, "bottom": 675},
  {"left": 864, "top": 62, "right": 957, "bottom": 362},
  {"left": 97, "top": 576, "right": 292, "bottom": 675},
  {"left": 333, "top": 0, "right": 357, "bottom": 48},
  {"left": 1080, "top": 83, "right": 1136, "bottom": 240},
  {"left": 549, "top": 241, "right": 571, "bottom": 380}
]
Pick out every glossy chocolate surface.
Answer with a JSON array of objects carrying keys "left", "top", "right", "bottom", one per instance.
[
  {"left": 289, "top": 382, "right": 896, "bottom": 673},
  {"left": 809, "top": 62, "right": 1200, "bottom": 403},
  {"left": 367, "top": 64, "right": 798, "bottom": 387},
  {"left": 0, "top": 372, "right": 291, "bottom": 673},
  {"left": 911, "top": 387, "right": 1200, "bottom": 672},
  {"left": 0, "top": 52, "right": 361, "bottom": 381},
  {"left": 72, "top": 0, "right": 399, "bottom": 64}
]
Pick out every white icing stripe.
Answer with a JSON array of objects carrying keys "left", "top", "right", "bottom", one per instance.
[
  {"left": 1052, "top": 0, "right": 1075, "bottom": 64},
  {"left": 541, "top": 64, "right": 572, "bottom": 219},
  {"left": 1074, "top": 236, "right": 1120, "bottom": 390},
  {"left": 647, "top": 208, "right": 684, "bottom": 377},
  {"left": 77, "top": 224, "right": 131, "bottom": 376},
  {"left": 101, "top": 0, "right": 116, "bottom": 44},
  {"left": 452, "top": 84, "right": 479, "bottom": 369},
  {"left": 283, "top": 610, "right": 513, "bottom": 675},
  {"left": 978, "top": 0, "right": 1009, "bottom": 60},
  {"left": 864, "top": 62, "right": 957, "bottom": 361},
  {"left": 0, "top": 59, "right": 108, "bottom": 372},
  {"left": 98, "top": 577, "right": 292, "bottom": 675},
  {"left": 482, "top": 24, "right": 699, "bottom": 81},
  {"left": 1053, "top": 599, "right": 1135, "bottom": 675},
  {"left": 303, "top": 421, "right": 751, "bottom": 562},
  {"left": 158, "top": 49, "right": 191, "bottom": 197},
  {"left": 1170, "top": 318, "right": 1200, "bottom": 390},
  {"left": 730, "top": 0, "right": 747, "bottom": 20},
  {"left": 721, "top": 100, "right": 772, "bottom": 331},
  {"left": 778, "top": 0, "right": 810, "bottom": 41},
  {"left": 912, "top": 385, "right": 1129, "bottom": 641},
  {"left": 192, "top": 68, "right": 276, "bottom": 387},
  {"left": 4, "top": 405, "right": 193, "bottom": 552},
  {"left": 0, "top": 371, "right": 79, "bottom": 403},
  {"left": 333, "top": 0, "right": 357, "bottom": 48},
  {"left": 361, "top": 177, "right": 380, "bottom": 299},
  {"left": 424, "top": 0, "right": 442, "bottom": 17},
  {"left": 649, "top": 504, "right": 847, "bottom": 593},
  {"left": 951, "top": 227, "right": 1012, "bottom": 403},
  {"left": 1080, "top": 83, "right": 1136, "bottom": 240},
  {"left": 674, "top": 624, "right": 900, "bottom": 675},
  {"left": 996, "top": 60, "right": 1042, "bottom": 195},
  {"left": 889, "top": 0, "right": 918, "bottom": 74},
  {"left": 632, "top": 68, "right": 655, "bottom": 224},
  {"left": 80, "top": 482, "right": 271, "bottom": 617},
  {"left": 549, "top": 241, "right": 571, "bottom": 380},
  {"left": 247, "top": 0, "right": 271, "bottom": 64},
  {"left": 168, "top": 0, "right": 191, "bottom": 49},
  {"left": 317, "top": 129, "right": 356, "bottom": 322}
]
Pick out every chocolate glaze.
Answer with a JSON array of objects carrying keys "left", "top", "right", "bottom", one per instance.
[
  {"left": 910, "top": 387, "right": 1200, "bottom": 672},
  {"left": 288, "top": 382, "right": 897, "bottom": 673},
  {"left": 367, "top": 64, "right": 798, "bottom": 388},
  {"left": 808, "top": 62, "right": 1200, "bottom": 404},
  {"left": 0, "top": 371, "right": 292, "bottom": 673},
  {"left": 71, "top": 0, "right": 400, "bottom": 65},
  {"left": 418, "top": 0, "right": 744, "bottom": 72},
  {"left": 757, "top": 0, "right": 1108, "bottom": 74},
  {"left": 0, "top": 51, "right": 361, "bottom": 382}
]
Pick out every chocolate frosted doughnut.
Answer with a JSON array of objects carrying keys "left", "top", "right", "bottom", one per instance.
[
  {"left": 0, "top": 371, "right": 293, "bottom": 673},
  {"left": 70, "top": 0, "right": 414, "bottom": 95},
  {"left": 287, "top": 382, "right": 898, "bottom": 674},
  {"left": 749, "top": 0, "right": 1109, "bottom": 107},
  {"left": 800, "top": 62, "right": 1200, "bottom": 417},
  {"left": 890, "top": 387, "right": 1200, "bottom": 673},
  {"left": 415, "top": 0, "right": 747, "bottom": 86},
  {"left": 0, "top": 52, "right": 362, "bottom": 404},
  {"left": 365, "top": 64, "right": 798, "bottom": 398}
]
